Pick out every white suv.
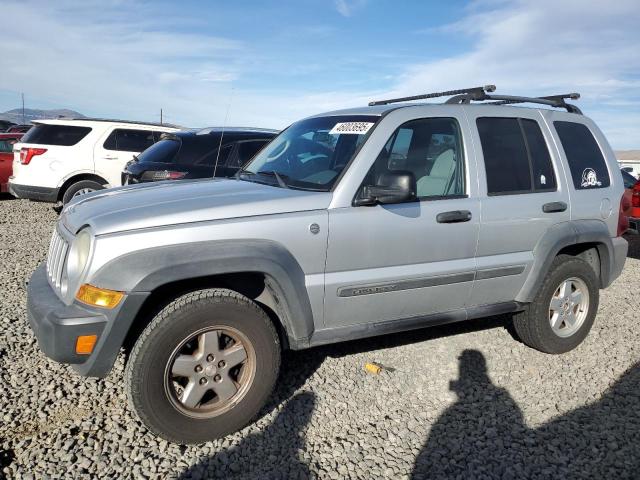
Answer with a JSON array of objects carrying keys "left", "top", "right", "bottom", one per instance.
[{"left": 9, "top": 118, "right": 179, "bottom": 204}]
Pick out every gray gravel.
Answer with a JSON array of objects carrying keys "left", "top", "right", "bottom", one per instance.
[{"left": 1, "top": 195, "right": 640, "bottom": 479}]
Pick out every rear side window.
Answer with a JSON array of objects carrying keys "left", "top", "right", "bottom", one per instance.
[
  {"left": 137, "top": 138, "right": 180, "bottom": 163},
  {"left": 175, "top": 136, "right": 221, "bottom": 166},
  {"left": 621, "top": 169, "right": 637, "bottom": 189},
  {"left": 477, "top": 117, "right": 556, "bottom": 195},
  {"left": 104, "top": 129, "right": 155, "bottom": 152},
  {"left": 138, "top": 135, "right": 223, "bottom": 166},
  {"left": 20, "top": 124, "right": 91, "bottom": 146},
  {"left": 0, "top": 139, "right": 17, "bottom": 152},
  {"left": 233, "top": 140, "right": 269, "bottom": 168},
  {"left": 554, "top": 121, "right": 610, "bottom": 189}
]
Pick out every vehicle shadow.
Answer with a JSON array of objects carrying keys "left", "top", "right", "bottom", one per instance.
[
  {"left": 178, "top": 391, "right": 316, "bottom": 480},
  {"left": 624, "top": 233, "right": 640, "bottom": 260},
  {"left": 411, "top": 350, "right": 640, "bottom": 479},
  {"left": 0, "top": 193, "right": 16, "bottom": 201}
]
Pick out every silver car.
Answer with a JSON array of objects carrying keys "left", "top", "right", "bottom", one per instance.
[{"left": 27, "top": 86, "right": 628, "bottom": 443}]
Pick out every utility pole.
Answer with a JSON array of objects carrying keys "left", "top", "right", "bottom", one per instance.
[
  {"left": 160, "top": 108, "right": 163, "bottom": 125},
  {"left": 21, "top": 93, "right": 25, "bottom": 124}
]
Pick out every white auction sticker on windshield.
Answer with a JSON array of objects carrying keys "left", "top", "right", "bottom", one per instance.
[{"left": 329, "top": 122, "right": 375, "bottom": 135}]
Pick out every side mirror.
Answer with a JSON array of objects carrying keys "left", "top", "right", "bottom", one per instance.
[{"left": 354, "top": 171, "right": 416, "bottom": 206}]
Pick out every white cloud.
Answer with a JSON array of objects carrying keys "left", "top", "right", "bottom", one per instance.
[
  {"left": 393, "top": 0, "right": 640, "bottom": 148},
  {"left": 334, "top": 0, "right": 367, "bottom": 17},
  {"left": 1, "top": 0, "right": 638, "bottom": 148}
]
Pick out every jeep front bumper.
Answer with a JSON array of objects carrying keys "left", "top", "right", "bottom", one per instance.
[{"left": 27, "top": 263, "right": 149, "bottom": 377}]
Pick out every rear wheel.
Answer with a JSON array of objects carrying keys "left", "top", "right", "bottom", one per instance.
[
  {"left": 61, "top": 180, "right": 104, "bottom": 204},
  {"left": 513, "top": 255, "right": 599, "bottom": 354},
  {"left": 125, "top": 289, "right": 281, "bottom": 444}
]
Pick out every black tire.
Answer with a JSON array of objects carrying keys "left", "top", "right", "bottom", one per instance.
[
  {"left": 512, "top": 255, "right": 599, "bottom": 354},
  {"left": 61, "top": 180, "right": 104, "bottom": 205},
  {"left": 125, "top": 288, "right": 281, "bottom": 444}
]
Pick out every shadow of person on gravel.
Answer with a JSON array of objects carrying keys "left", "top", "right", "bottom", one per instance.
[
  {"left": 178, "top": 391, "right": 316, "bottom": 480},
  {"left": 412, "top": 351, "right": 640, "bottom": 479},
  {"left": 412, "top": 350, "right": 529, "bottom": 479}
]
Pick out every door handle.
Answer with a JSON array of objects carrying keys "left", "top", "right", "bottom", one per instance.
[
  {"left": 103, "top": 155, "right": 118, "bottom": 160},
  {"left": 542, "top": 201, "right": 567, "bottom": 213},
  {"left": 436, "top": 210, "right": 472, "bottom": 223}
]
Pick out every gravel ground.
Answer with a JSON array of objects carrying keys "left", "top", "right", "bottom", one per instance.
[{"left": 1, "top": 195, "right": 640, "bottom": 479}]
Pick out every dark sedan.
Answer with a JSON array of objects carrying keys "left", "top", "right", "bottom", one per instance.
[{"left": 121, "top": 127, "right": 278, "bottom": 185}]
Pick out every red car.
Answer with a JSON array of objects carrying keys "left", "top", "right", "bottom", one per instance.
[
  {"left": 0, "top": 133, "right": 23, "bottom": 193},
  {"left": 621, "top": 169, "right": 640, "bottom": 234}
]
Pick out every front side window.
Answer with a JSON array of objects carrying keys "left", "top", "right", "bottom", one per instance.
[
  {"left": 20, "top": 124, "right": 91, "bottom": 146},
  {"left": 242, "top": 115, "right": 379, "bottom": 191},
  {"left": 366, "top": 117, "right": 465, "bottom": 198},
  {"left": 104, "top": 129, "right": 155, "bottom": 152},
  {"left": 477, "top": 117, "right": 557, "bottom": 195},
  {"left": 554, "top": 121, "right": 610, "bottom": 190}
]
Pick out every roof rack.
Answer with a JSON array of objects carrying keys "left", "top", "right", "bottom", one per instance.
[
  {"left": 65, "top": 117, "right": 182, "bottom": 128},
  {"left": 444, "top": 89, "right": 582, "bottom": 114},
  {"left": 483, "top": 93, "right": 582, "bottom": 114},
  {"left": 368, "top": 85, "right": 496, "bottom": 106},
  {"left": 368, "top": 85, "right": 582, "bottom": 114}
]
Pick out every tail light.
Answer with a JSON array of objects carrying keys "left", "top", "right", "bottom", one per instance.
[
  {"left": 142, "top": 170, "right": 187, "bottom": 181},
  {"left": 632, "top": 181, "right": 640, "bottom": 208},
  {"left": 618, "top": 193, "right": 631, "bottom": 236},
  {"left": 20, "top": 147, "right": 47, "bottom": 165}
]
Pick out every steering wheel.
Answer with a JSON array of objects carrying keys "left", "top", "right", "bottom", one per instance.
[{"left": 266, "top": 139, "right": 291, "bottom": 161}]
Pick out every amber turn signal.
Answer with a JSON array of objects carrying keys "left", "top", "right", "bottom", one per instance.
[
  {"left": 76, "top": 284, "right": 124, "bottom": 309},
  {"left": 76, "top": 335, "right": 98, "bottom": 355}
]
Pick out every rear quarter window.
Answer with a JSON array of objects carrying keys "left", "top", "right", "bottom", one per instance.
[
  {"left": 554, "top": 121, "right": 610, "bottom": 189},
  {"left": 137, "top": 138, "right": 181, "bottom": 163},
  {"left": 20, "top": 124, "right": 92, "bottom": 146},
  {"left": 103, "top": 129, "right": 156, "bottom": 152}
]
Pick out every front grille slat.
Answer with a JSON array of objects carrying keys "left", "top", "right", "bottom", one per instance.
[{"left": 45, "top": 227, "right": 71, "bottom": 294}]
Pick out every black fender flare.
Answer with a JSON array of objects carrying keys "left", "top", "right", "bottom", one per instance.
[
  {"left": 516, "top": 220, "right": 615, "bottom": 303},
  {"left": 91, "top": 239, "right": 315, "bottom": 345}
]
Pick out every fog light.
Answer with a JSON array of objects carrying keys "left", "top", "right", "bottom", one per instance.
[
  {"left": 76, "top": 335, "right": 98, "bottom": 355},
  {"left": 76, "top": 284, "right": 124, "bottom": 309}
]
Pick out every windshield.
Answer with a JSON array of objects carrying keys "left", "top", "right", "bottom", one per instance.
[{"left": 241, "top": 115, "right": 379, "bottom": 190}]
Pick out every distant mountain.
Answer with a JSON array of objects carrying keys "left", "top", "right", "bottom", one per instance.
[
  {"left": 616, "top": 150, "right": 640, "bottom": 161},
  {"left": 0, "top": 108, "right": 85, "bottom": 124}
]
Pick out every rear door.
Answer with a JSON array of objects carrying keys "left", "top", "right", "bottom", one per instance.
[
  {"left": 94, "top": 128, "right": 157, "bottom": 186},
  {"left": 466, "top": 107, "right": 570, "bottom": 306}
]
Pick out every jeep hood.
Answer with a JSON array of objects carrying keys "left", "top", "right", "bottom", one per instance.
[{"left": 61, "top": 178, "right": 332, "bottom": 235}]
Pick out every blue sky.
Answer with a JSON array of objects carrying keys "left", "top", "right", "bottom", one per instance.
[{"left": 1, "top": 0, "right": 639, "bottom": 148}]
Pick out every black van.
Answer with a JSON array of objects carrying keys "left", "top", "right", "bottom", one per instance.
[{"left": 121, "top": 127, "right": 278, "bottom": 185}]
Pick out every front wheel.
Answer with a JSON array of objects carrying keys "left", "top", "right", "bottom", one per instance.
[
  {"left": 125, "top": 289, "right": 281, "bottom": 444},
  {"left": 512, "top": 255, "right": 599, "bottom": 354}
]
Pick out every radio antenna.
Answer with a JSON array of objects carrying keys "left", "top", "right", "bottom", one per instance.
[{"left": 213, "top": 86, "right": 234, "bottom": 179}]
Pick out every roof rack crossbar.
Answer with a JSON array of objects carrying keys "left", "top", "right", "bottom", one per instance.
[
  {"left": 485, "top": 93, "right": 582, "bottom": 114},
  {"left": 368, "top": 85, "right": 496, "bottom": 106},
  {"left": 450, "top": 92, "right": 582, "bottom": 114}
]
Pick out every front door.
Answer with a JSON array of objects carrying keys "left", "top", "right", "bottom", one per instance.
[{"left": 324, "top": 115, "right": 480, "bottom": 328}]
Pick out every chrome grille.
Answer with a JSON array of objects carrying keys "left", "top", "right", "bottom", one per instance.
[{"left": 46, "top": 227, "right": 70, "bottom": 291}]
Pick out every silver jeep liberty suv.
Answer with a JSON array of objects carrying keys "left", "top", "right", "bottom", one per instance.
[{"left": 27, "top": 86, "right": 628, "bottom": 443}]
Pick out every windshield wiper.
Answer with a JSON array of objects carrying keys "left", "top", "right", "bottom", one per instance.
[
  {"left": 234, "top": 168, "right": 253, "bottom": 180},
  {"left": 256, "top": 170, "right": 290, "bottom": 189}
]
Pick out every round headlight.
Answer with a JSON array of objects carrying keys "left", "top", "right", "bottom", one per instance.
[{"left": 66, "top": 229, "right": 92, "bottom": 283}]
